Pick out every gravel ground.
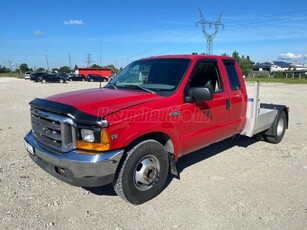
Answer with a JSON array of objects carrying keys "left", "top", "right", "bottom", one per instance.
[{"left": 0, "top": 78, "right": 306, "bottom": 230}]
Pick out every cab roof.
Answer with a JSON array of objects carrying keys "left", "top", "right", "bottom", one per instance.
[{"left": 141, "top": 54, "right": 235, "bottom": 61}]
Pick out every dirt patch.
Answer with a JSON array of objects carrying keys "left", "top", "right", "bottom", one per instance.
[{"left": 0, "top": 80, "right": 306, "bottom": 229}]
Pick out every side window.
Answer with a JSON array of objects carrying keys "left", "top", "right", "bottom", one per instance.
[
  {"left": 223, "top": 61, "right": 241, "bottom": 91},
  {"left": 188, "top": 61, "right": 223, "bottom": 93}
]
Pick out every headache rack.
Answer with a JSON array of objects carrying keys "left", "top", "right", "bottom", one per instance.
[{"left": 31, "top": 108, "right": 76, "bottom": 153}]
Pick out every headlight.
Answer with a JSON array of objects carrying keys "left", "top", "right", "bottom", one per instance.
[
  {"left": 80, "top": 129, "right": 95, "bottom": 142},
  {"left": 77, "top": 129, "right": 110, "bottom": 152}
]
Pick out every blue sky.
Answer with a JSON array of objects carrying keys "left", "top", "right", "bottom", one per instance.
[{"left": 1, "top": 0, "right": 307, "bottom": 70}]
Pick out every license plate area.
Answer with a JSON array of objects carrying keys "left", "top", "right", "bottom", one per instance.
[{"left": 24, "top": 140, "right": 35, "bottom": 155}]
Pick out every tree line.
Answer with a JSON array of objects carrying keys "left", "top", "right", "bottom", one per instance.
[
  {"left": 2, "top": 51, "right": 254, "bottom": 76},
  {"left": 1, "top": 63, "right": 123, "bottom": 75}
]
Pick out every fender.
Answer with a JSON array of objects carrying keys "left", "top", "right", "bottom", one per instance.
[
  {"left": 108, "top": 121, "right": 181, "bottom": 159},
  {"left": 261, "top": 103, "right": 289, "bottom": 136}
]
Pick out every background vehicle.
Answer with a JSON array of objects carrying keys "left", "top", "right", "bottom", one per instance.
[
  {"left": 24, "top": 72, "right": 32, "bottom": 80},
  {"left": 24, "top": 54, "right": 289, "bottom": 205},
  {"left": 67, "top": 74, "right": 86, "bottom": 81},
  {"left": 57, "top": 73, "right": 68, "bottom": 81},
  {"left": 87, "top": 74, "right": 108, "bottom": 82},
  {"left": 40, "top": 74, "right": 67, "bottom": 83},
  {"left": 30, "top": 72, "right": 47, "bottom": 82}
]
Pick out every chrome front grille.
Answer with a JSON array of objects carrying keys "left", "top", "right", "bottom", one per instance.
[{"left": 31, "top": 108, "right": 76, "bottom": 153}]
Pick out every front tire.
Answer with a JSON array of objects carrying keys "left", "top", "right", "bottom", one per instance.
[{"left": 113, "top": 140, "right": 169, "bottom": 205}]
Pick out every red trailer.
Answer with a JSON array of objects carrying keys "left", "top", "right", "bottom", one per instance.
[{"left": 77, "top": 68, "right": 112, "bottom": 78}]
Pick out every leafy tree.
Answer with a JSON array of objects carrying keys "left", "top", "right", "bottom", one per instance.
[
  {"left": 240, "top": 58, "right": 252, "bottom": 76},
  {"left": 104, "top": 64, "right": 118, "bottom": 74},
  {"left": 91, "top": 64, "right": 100, "bottom": 68},
  {"left": 0, "top": 65, "right": 11, "bottom": 73},
  {"left": 36, "top": 67, "right": 45, "bottom": 73},
  {"left": 59, "top": 66, "right": 71, "bottom": 73},
  {"left": 232, "top": 51, "right": 253, "bottom": 76},
  {"left": 232, "top": 51, "right": 241, "bottom": 63},
  {"left": 19, "top": 63, "right": 29, "bottom": 73}
]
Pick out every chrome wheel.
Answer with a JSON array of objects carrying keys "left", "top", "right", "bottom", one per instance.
[
  {"left": 277, "top": 116, "right": 285, "bottom": 136},
  {"left": 133, "top": 155, "right": 160, "bottom": 191}
]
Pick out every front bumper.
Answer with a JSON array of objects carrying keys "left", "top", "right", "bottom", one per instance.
[{"left": 24, "top": 131, "right": 124, "bottom": 187}]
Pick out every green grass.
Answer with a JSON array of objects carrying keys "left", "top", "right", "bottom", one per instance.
[
  {"left": 0, "top": 73, "right": 23, "bottom": 79},
  {"left": 245, "top": 77, "right": 307, "bottom": 84}
]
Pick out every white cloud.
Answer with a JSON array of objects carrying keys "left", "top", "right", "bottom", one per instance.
[
  {"left": 279, "top": 52, "right": 302, "bottom": 60},
  {"left": 63, "top": 19, "right": 84, "bottom": 25},
  {"left": 33, "top": 30, "right": 43, "bottom": 36},
  {"left": 304, "top": 54, "right": 307, "bottom": 59}
]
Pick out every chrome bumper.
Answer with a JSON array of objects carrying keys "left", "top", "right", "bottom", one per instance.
[{"left": 24, "top": 131, "right": 124, "bottom": 187}]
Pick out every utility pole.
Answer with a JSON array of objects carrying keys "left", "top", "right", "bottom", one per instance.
[
  {"left": 68, "top": 52, "right": 72, "bottom": 70},
  {"left": 84, "top": 54, "right": 93, "bottom": 67},
  {"left": 100, "top": 41, "right": 102, "bottom": 67},
  {"left": 45, "top": 54, "right": 49, "bottom": 72},
  {"left": 196, "top": 9, "right": 224, "bottom": 54},
  {"left": 8, "top": 60, "right": 13, "bottom": 72}
]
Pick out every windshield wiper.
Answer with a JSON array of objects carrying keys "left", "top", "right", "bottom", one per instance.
[
  {"left": 122, "top": 84, "right": 156, "bottom": 94},
  {"left": 107, "top": 82, "right": 118, "bottom": 89}
]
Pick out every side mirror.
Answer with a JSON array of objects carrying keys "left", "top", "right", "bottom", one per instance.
[{"left": 185, "top": 87, "right": 213, "bottom": 103}]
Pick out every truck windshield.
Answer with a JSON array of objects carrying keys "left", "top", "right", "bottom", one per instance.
[{"left": 106, "top": 58, "right": 190, "bottom": 96}]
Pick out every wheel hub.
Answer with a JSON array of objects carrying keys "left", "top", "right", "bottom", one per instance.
[{"left": 134, "top": 156, "right": 160, "bottom": 191}]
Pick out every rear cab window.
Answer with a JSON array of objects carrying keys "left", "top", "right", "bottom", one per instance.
[{"left": 222, "top": 60, "right": 241, "bottom": 91}]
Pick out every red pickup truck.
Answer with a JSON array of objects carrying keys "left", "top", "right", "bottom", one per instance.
[{"left": 24, "top": 54, "right": 288, "bottom": 204}]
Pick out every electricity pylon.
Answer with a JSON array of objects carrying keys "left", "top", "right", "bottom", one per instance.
[
  {"left": 196, "top": 9, "right": 224, "bottom": 54},
  {"left": 85, "top": 54, "right": 94, "bottom": 67}
]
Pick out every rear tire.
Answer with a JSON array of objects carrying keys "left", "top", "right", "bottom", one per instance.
[
  {"left": 264, "top": 110, "right": 287, "bottom": 144},
  {"left": 113, "top": 140, "right": 169, "bottom": 205},
  {"left": 42, "top": 79, "right": 46, "bottom": 83}
]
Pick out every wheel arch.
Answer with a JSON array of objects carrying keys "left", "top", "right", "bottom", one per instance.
[
  {"left": 121, "top": 131, "right": 178, "bottom": 176},
  {"left": 125, "top": 132, "right": 175, "bottom": 157}
]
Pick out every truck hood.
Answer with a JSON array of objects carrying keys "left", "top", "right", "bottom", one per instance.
[{"left": 46, "top": 88, "right": 161, "bottom": 118}]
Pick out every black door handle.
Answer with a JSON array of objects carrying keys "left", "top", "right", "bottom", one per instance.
[{"left": 226, "top": 99, "right": 231, "bottom": 110}]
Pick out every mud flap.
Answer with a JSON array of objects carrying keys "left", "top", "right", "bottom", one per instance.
[{"left": 168, "top": 152, "right": 178, "bottom": 177}]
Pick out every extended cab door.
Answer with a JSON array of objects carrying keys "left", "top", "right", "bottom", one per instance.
[
  {"left": 221, "top": 59, "right": 247, "bottom": 133},
  {"left": 178, "top": 59, "right": 235, "bottom": 154}
]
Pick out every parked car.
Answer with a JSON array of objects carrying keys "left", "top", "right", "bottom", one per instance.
[
  {"left": 24, "top": 72, "right": 32, "bottom": 80},
  {"left": 67, "top": 74, "right": 86, "bottom": 81},
  {"left": 40, "top": 74, "right": 67, "bottom": 83},
  {"left": 30, "top": 72, "right": 47, "bottom": 82},
  {"left": 87, "top": 74, "right": 108, "bottom": 82},
  {"left": 58, "top": 73, "right": 68, "bottom": 81}
]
